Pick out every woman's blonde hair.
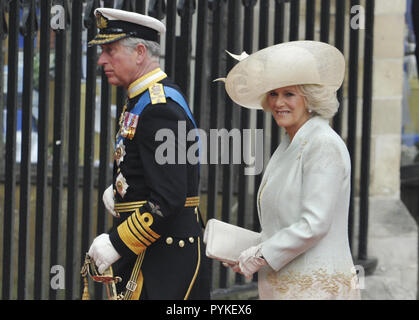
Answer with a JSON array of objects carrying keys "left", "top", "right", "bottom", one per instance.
[{"left": 261, "top": 84, "right": 339, "bottom": 119}]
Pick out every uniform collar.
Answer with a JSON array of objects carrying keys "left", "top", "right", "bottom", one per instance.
[{"left": 127, "top": 68, "right": 167, "bottom": 99}]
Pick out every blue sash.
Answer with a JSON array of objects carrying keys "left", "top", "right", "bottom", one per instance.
[
  {"left": 116, "top": 86, "right": 201, "bottom": 165},
  {"left": 133, "top": 86, "right": 198, "bottom": 129}
]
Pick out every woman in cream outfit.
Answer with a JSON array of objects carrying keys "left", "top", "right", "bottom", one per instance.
[{"left": 220, "top": 41, "right": 361, "bottom": 300}]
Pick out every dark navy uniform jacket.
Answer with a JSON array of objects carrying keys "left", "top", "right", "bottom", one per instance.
[{"left": 107, "top": 69, "right": 210, "bottom": 300}]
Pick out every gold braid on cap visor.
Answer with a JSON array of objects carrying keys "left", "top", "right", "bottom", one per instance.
[{"left": 88, "top": 33, "right": 128, "bottom": 46}]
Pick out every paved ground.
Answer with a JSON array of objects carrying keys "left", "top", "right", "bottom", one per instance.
[{"left": 359, "top": 198, "right": 418, "bottom": 300}]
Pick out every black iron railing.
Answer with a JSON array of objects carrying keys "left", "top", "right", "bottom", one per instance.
[{"left": 0, "top": 0, "right": 376, "bottom": 300}]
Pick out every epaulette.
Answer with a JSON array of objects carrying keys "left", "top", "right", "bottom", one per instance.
[{"left": 148, "top": 83, "right": 167, "bottom": 105}]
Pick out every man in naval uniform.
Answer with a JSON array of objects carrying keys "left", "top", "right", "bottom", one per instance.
[{"left": 87, "top": 8, "right": 210, "bottom": 300}]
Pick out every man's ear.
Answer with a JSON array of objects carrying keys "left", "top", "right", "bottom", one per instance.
[{"left": 136, "top": 43, "right": 147, "bottom": 64}]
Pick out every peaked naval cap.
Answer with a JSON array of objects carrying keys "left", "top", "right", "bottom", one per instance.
[{"left": 88, "top": 8, "right": 166, "bottom": 47}]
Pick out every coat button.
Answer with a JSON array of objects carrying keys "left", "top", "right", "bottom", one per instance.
[
  {"left": 178, "top": 240, "right": 185, "bottom": 248},
  {"left": 166, "top": 237, "right": 173, "bottom": 245},
  {"left": 188, "top": 237, "right": 194, "bottom": 244}
]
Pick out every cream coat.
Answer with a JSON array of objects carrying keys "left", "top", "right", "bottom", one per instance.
[{"left": 258, "top": 116, "right": 360, "bottom": 300}]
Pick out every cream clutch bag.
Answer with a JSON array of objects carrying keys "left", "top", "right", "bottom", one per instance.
[{"left": 203, "top": 219, "right": 261, "bottom": 263}]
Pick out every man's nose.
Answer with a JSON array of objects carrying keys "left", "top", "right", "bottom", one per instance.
[{"left": 97, "top": 52, "right": 106, "bottom": 66}]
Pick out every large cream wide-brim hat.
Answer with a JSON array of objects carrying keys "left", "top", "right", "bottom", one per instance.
[{"left": 222, "top": 41, "right": 345, "bottom": 109}]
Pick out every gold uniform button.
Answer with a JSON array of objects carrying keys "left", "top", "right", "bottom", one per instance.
[
  {"left": 178, "top": 240, "right": 185, "bottom": 248},
  {"left": 113, "top": 189, "right": 117, "bottom": 196},
  {"left": 188, "top": 237, "right": 195, "bottom": 244},
  {"left": 166, "top": 237, "right": 173, "bottom": 245}
]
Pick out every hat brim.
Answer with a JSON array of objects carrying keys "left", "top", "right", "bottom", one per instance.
[
  {"left": 223, "top": 41, "right": 345, "bottom": 110},
  {"left": 88, "top": 33, "right": 130, "bottom": 47}
]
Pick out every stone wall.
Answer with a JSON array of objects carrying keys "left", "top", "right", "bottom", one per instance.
[
  {"left": 370, "top": 0, "right": 406, "bottom": 198},
  {"left": 364, "top": 0, "right": 418, "bottom": 300}
]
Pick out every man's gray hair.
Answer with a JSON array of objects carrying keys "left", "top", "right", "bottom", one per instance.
[{"left": 119, "top": 37, "right": 161, "bottom": 62}]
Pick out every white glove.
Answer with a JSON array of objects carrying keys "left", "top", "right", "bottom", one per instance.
[
  {"left": 238, "top": 244, "right": 267, "bottom": 279},
  {"left": 222, "top": 261, "right": 243, "bottom": 274},
  {"left": 88, "top": 234, "right": 121, "bottom": 274},
  {"left": 103, "top": 185, "right": 118, "bottom": 218}
]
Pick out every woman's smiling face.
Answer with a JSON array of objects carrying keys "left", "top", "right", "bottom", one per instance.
[{"left": 266, "top": 85, "right": 311, "bottom": 141}]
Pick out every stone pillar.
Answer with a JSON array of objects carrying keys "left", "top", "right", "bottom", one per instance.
[
  {"left": 362, "top": 0, "right": 418, "bottom": 300},
  {"left": 370, "top": 0, "right": 406, "bottom": 198}
]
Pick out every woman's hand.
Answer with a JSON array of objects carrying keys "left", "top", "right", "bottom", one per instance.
[
  {"left": 220, "top": 244, "right": 268, "bottom": 279},
  {"left": 237, "top": 245, "right": 267, "bottom": 279},
  {"left": 222, "top": 261, "right": 244, "bottom": 275}
]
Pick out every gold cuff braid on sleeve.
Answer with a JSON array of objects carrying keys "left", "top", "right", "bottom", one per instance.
[
  {"left": 117, "top": 207, "right": 159, "bottom": 255},
  {"left": 115, "top": 197, "right": 200, "bottom": 255}
]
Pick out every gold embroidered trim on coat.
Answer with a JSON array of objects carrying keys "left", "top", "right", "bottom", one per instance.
[{"left": 267, "top": 268, "right": 357, "bottom": 298}]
